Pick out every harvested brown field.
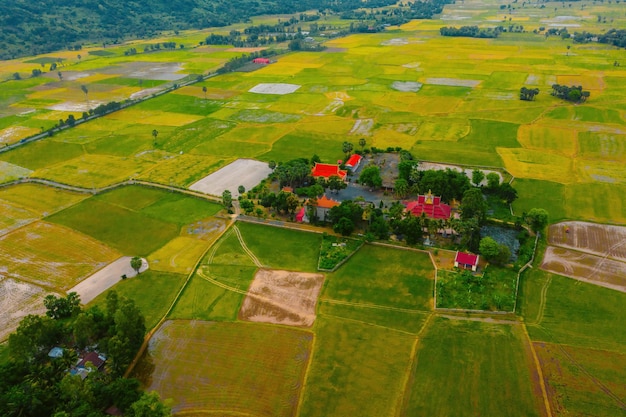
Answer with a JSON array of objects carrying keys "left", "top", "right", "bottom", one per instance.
[
  {"left": 541, "top": 247, "right": 626, "bottom": 292},
  {"left": 239, "top": 269, "right": 325, "bottom": 328},
  {"left": 0, "top": 278, "right": 51, "bottom": 341},
  {"left": 139, "top": 320, "right": 312, "bottom": 417},
  {"left": 544, "top": 221, "right": 626, "bottom": 291},
  {"left": 548, "top": 221, "right": 626, "bottom": 262}
]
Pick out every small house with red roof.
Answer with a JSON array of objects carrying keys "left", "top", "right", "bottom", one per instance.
[
  {"left": 253, "top": 57, "right": 271, "bottom": 64},
  {"left": 311, "top": 163, "right": 347, "bottom": 181},
  {"left": 78, "top": 352, "right": 107, "bottom": 370},
  {"left": 404, "top": 190, "right": 451, "bottom": 220},
  {"left": 454, "top": 251, "right": 479, "bottom": 272},
  {"left": 345, "top": 154, "right": 362, "bottom": 171}
]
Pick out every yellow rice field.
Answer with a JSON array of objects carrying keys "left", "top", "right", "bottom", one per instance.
[{"left": 0, "top": 221, "right": 120, "bottom": 290}]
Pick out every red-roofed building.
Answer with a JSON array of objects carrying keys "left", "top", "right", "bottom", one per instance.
[
  {"left": 77, "top": 352, "right": 106, "bottom": 370},
  {"left": 454, "top": 252, "right": 479, "bottom": 272},
  {"left": 404, "top": 190, "right": 451, "bottom": 220},
  {"left": 253, "top": 58, "right": 271, "bottom": 64},
  {"left": 345, "top": 154, "right": 362, "bottom": 171},
  {"left": 311, "top": 163, "right": 347, "bottom": 181}
]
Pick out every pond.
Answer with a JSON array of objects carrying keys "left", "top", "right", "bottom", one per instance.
[{"left": 480, "top": 225, "right": 520, "bottom": 261}]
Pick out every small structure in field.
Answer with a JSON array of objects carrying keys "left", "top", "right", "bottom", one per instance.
[
  {"left": 311, "top": 163, "right": 347, "bottom": 181},
  {"left": 345, "top": 154, "right": 363, "bottom": 171},
  {"left": 405, "top": 190, "right": 452, "bottom": 220},
  {"left": 454, "top": 251, "right": 479, "bottom": 272},
  {"left": 252, "top": 57, "right": 271, "bottom": 64}
]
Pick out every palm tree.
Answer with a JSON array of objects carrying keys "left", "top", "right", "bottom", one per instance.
[
  {"left": 152, "top": 129, "right": 158, "bottom": 146},
  {"left": 202, "top": 86, "right": 207, "bottom": 100},
  {"left": 80, "top": 85, "right": 88, "bottom": 102}
]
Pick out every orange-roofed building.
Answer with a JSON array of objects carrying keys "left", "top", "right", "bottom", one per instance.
[
  {"left": 311, "top": 163, "right": 347, "bottom": 181},
  {"left": 308, "top": 194, "right": 340, "bottom": 222}
]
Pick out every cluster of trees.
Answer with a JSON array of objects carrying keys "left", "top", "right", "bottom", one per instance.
[
  {"left": 341, "top": 0, "right": 453, "bottom": 26},
  {"left": 206, "top": 22, "right": 304, "bottom": 47},
  {"left": 572, "top": 29, "right": 626, "bottom": 47},
  {"left": 440, "top": 26, "right": 503, "bottom": 38},
  {"left": 519, "top": 87, "right": 539, "bottom": 101},
  {"left": 550, "top": 84, "right": 590, "bottom": 103},
  {"left": 1, "top": 291, "right": 170, "bottom": 417},
  {"left": 218, "top": 50, "right": 279, "bottom": 73}
]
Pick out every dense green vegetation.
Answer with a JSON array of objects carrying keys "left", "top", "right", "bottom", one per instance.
[
  {"left": 0, "top": 292, "right": 170, "bottom": 416},
  {"left": 0, "top": 0, "right": 401, "bottom": 59}
]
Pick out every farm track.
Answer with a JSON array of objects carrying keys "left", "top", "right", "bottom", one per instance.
[
  {"left": 321, "top": 298, "right": 426, "bottom": 314},
  {"left": 232, "top": 225, "right": 264, "bottom": 268},
  {"left": 0, "top": 177, "right": 222, "bottom": 203},
  {"left": 530, "top": 274, "right": 552, "bottom": 327},
  {"left": 398, "top": 312, "right": 434, "bottom": 417},
  {"left": 521, "top": 324, "right": 554, "bottom": 417}
]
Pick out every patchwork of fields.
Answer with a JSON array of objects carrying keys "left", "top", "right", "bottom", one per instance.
[{"left": 1, "top": 0, "right": 626, "bottom": 416}]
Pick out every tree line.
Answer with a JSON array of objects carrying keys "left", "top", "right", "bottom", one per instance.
[
  {"left": 572, "top": 29, "right": 626, "bottom": 48},
  {"left": 440, "top": 25, "right": 503, "bottom": 38},
  {"left": 0, "top": 291, "right": 170, "bottom": 416}
]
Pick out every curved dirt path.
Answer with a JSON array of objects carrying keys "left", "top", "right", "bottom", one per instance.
[{"left": 232, "top": 225, "right": 264, "bottom": 268}]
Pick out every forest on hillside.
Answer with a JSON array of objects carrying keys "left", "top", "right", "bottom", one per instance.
[{"left": 0, "top": 0, "right": 405, "bottom": 59}]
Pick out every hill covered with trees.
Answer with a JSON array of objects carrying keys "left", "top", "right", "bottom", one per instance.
[{"left": 0, "top": 0, "right": 405, "bottom": 59}]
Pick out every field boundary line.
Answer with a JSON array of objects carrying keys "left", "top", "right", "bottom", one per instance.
[
  {"left": 123, "top": 209, "right": 235, "bottom": 378},
  {"left": 398, "top": 312, "right": 434, "bottom": 417},
  {"left": 396, "top": 337, "right": 420, "bottom": 417},
  {"left": 295, "top": 332, "right": 317, "bottom": 417},
  {"left": 175, "top": 410, "right": 255, "bottom": 416},
  {"left": 319, "top": 313, "right": 419, "bottom": 336},
  {"left": 530, "top": 274, "right": 552, "bottom": 326},
  {"left": 321, "top": 298, "right": 425, "bottom": 314},
  {"left": 521, "top": 324, "right": 554, "bottom": 417},
  {"left": 513, "top": 233, "right": 540, "bottom": 313},
  {"left": 538, "top": 337, "right": 626, "bottom": 410}
]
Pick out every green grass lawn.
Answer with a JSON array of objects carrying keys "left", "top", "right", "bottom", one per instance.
[
  {"left": 526, "top": 273, "right": 626, "bottom": 354},
  {"left": 1, "top": 140, "right": 85, "bottom": 171},
  {"left": 318, "top": 301, "right": 429, "bottom": 335},
  {"left": 404, "top": 317, "right": 541, "bottom": 417},
  {"left": 139, "top": 193, "right": 221, "bottom": 225},
  {"left": 89, "top": 270, "right": 186, "bottom": 330},
  {"left": 236, "top": 222, "right": 322, "bottom": 272},
  {"left": 95, "top": 185, "right": 167, "bottom": 210},
  {"left": 322, "top": 244, "right": 434, "bottom": 311},
  {"left": 299, "top": 315, "right": 416, "bottom": 417},
  {"left": 47, "top": 198, "right": 179, "bottom": 256}
]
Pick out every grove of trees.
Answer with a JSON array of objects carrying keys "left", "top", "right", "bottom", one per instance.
[{"left": 0, "top": 292, "right": 169, "bottom": 416}]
